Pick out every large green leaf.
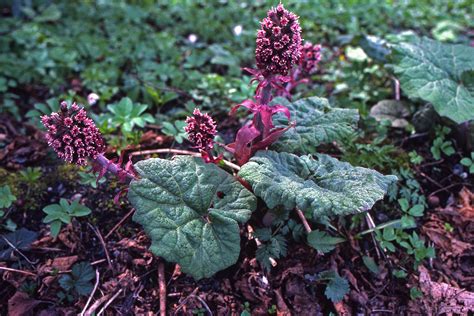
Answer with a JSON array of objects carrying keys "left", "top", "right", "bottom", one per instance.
[
  {"left": 391, "top": 37, "right": 474, "bottom": 124},
  {"left": 239, "top": 151, "right": 397, "bottom": 221},
  {"left": 271, "top": 97, "right": 359, "bottom": 154},
  {"left": 128, "top": 156, "right": 256, "bottom": 279}
]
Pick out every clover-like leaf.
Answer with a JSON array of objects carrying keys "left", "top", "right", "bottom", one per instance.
[
  {"left": 0, "top": 185, "right": 16, "bottom": 209},
  {"left": 128, "top": 156, "right": 257, "bottom": 279},
  {"left": 271, "top": 97, "right": 359, "bottom": 154},
  {"left": 239, "top": 151, "right": 397, "bottom": 221},
  {"left": 391, "top": 37, "right": 474, "bottom": 124}
]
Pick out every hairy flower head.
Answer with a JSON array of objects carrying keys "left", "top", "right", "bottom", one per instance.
[
  {"left": 255, "top": 3, "right": 302, "bottom": 76},
  {"left": 41, "top": 101, "right": 106, "bottom": 165},
  {"left": 185, "top": 109, "right": 217, "bottom": 151},
  {"left": 300, "top": 42, "right": 321, "bottom": 74}
]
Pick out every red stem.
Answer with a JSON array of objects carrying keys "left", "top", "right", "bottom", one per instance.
[{"left": 95, "top": 154, "right": 136, "bottom": 181}]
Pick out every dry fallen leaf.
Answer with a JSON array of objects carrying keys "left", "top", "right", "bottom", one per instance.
[
  {"left": 458, "top": 187, "right": 474, "bottom": 219},
  {"left": 419, "top": 265, "right": 474, "bottom": 315},
  {"left": 422, "top": 215, "right": 472, "bottom": 256},
  {"left": 8, "top": 291, "right": 41, "bottom": 316}
]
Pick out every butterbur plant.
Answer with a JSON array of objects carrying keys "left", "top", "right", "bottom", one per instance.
[
  {"left": 41, "top": 101, "right": 135, "bottom": 182},
  {"left": 184, "top": 108, "right": 219, "bottom": 162},
  {"left": 41, "top": 4, "right": 397, "bottom": 280}
]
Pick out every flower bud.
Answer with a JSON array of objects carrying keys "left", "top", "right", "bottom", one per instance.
[
  {"left": 255, "top": 3, "right": 301, "bottom": 76},
  {"left": 41, "top": 102, "right": 106, "bottom": 166},
  {"left": 300, "top": 42, "right": 321, "bottom": 74},
  {"left": 184, "top": 109, "right": 217, "bottom": 151}
]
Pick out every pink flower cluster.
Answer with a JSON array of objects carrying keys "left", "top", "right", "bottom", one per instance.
[
  {"left": 185, "top": 109, "right": 217, "bottom": 151},
  {"left": 41, "top": 101, "right": 106, "bottom": 166},
  {"left": 300, "top": 42, "right": 321, "bottom": 74},
  {"left": 255, "top": 3, "right": 302, "bottom": 76}
]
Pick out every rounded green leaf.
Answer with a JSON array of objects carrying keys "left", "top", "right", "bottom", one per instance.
[
  {"left": 239, "top": 151, "right": 397, "bottom": 221},
  {"left": 391, "top": 37, "right": 474, "bottom": 124},
  {"left": 128, "top": 156, "right": 256, "bottom": 279},
  {"left": 271, "top": 97, "right": 359, "bottom": 154}
]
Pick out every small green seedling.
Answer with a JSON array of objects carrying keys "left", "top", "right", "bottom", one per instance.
[
  {"left": 0, "top": 185, "right": 16, "bottom": 217},
  {"left": 460, "top": 152, "right": 474, "bottom": 174},
  {"left": 78, "top": 170, "right": 106, "bottom": 188},
  {"left": 19, "top": 167, "right": 42, "bottom": 184},
  {"left": 430, "top": 126, "right": 455, "bottom": 160},
  {"left": 161, "top": 120, "right": 187, "bottom": 144},
  {"left": 59, "top": 262, "right": 95, "bottom": 299},
  {"left": 42, "top": 199, "right": 92, "bottom": 238},
  {"left": 107, "top": 97, "right": 154, "bottom": 134}
]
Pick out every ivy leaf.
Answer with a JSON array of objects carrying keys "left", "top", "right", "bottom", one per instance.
[
  {"left": 307, "top": 230, "right": 345, "bottom": 253},
  {"left": 390, "top": 37, "right": 474, "bottom": 124},
  {"left": 271, "top": 97, "right": 359, "bottom": 154},
  {"left": 239, "top": 151, "right": 397, "bottom": 221},
  {"left": 128, "top": 156, "right": 256, "bottom": 279}
]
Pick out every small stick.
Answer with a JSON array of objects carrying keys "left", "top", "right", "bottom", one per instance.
[
  {"left": 0, "top": 266, "right": 37, "bottom": 277},
  {"left": 295, "top": 208, "right": 311, "bottom": 233},
  {"left": 416, "top": 168, "right": 443, "bottom": 189},
  {"left": 158, "top": 261, "right": 166, "bottom": 316},
  {"left": 97, "top": 289, "right": 123, "bottom": 316},
  {"left": 105, "top": 208, "right": 136, "bottom": 239},
  {"left": 429, "top": 182, "right": 471, "bottom": 197},
  {"left": 91, "top": 259, "right": 107, "bottom": 266},
  {"left": 81, "top": 269, "right": 100, "bottom": 316},
  {"left": 393, "top": 77, "right": 400, "bottom": 101},
  {"left": 88, "top": 224, "right": 113, "bottom": 271},
  {"left": 84, "top": 293, "right": 111, "bottom": 316},
  {"left": 365, "top": 212, "right": 382, "bottom": 259},
  {"left": 1, "top": 235, "right": 36, "bottom": 265},
  {"left": 129, "top": 148, "right": 200, "bottom": 158},
  {"left": 129, "top": 148, "right": 241, "bottom": 171}
]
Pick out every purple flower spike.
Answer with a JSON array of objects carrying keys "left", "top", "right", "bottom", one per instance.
[
  {"left": 185, "top": 109, "right": 217, "bottom": 151},
  {"left": 300, "top": 42, "right": 321, "bottom": 74},
  {"left": 41, "top": 101, "right": 106, "bottom": 166},
  {"left": 255, "top": 3, "right": 302, "bottom": 76}
]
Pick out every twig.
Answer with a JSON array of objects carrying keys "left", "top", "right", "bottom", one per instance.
[
  {"left": 81, "top": 269, "right": 100, "bottom": 316},
  {"left": 174, "top": 288, "right": 213, "bottom": 316},
  {"left": 158, "top": 261, "right": 166, "bottom": 316},
  {"left": 429, "top": 182, "right": 471, "bottom": 197},
  {"left": 84, "top": 293, "right": 112, "bottom": 316},
  {"left": 129, "top": 148, "right": 241, "bottom": 171},
  {"left": 420, "top": 158, "right": 445, "bottom": 168},
  {"left": 192, "top": 295, "right": 213, "bottom": 316},
  {"left": 88, "top": 224, "right": 113, "bottom": 271},
  {"left": 415, "top": 168, "right": 443, "bottom": 189},
  {"left": 105, "top": 208, "right": 136, "bottom": 239},
  {"left": 91, "top": 259, "right": 107, "bottom": 266},
  {"left": 295, "top": 208, "right": 311, "bottom": 233},
  {"left": 393, "top": 77, "right": 400, "bottom": 101},
  {"left": 0, "top": 266, "right": 37, "bottom": 277},
  {"left": 365, "top": 212, "right": 382, "bottom": 259},
  {"left": 1, "top": 235, "right": 36, "bottom": 265},
  {"left": 97, "top": 289, "right": 123, "bottom": 316}
]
